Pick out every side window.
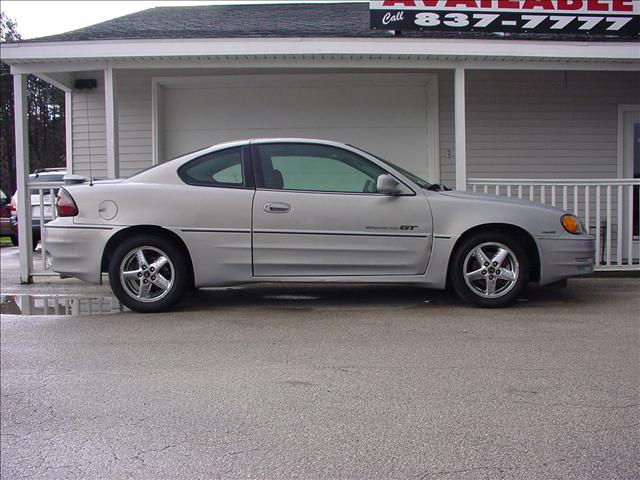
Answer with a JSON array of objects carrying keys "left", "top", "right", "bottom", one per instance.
[
  {"left": 256, "top": 143, "right": 386, "bottom": 193},
  {"left": 178, "top": 147, "right": 244, "bottom": 187}
]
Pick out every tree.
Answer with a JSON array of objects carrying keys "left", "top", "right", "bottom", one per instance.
[
  {"left": 0, "top": 11, "right": 65, "bottom": 198},
  {"left": 0, "top": 11, "right": 19, "bottom": 198}
]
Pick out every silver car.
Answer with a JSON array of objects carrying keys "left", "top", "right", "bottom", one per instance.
[{"left": 45, "top": 139, "right": 595, "bottom": 313}]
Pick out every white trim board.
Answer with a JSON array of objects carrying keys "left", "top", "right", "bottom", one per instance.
[
  {"left": 3, "top": 37, "right": 638, "bottom": 63},
  {"left": 10, "top": 57, "right": 639, "bottom": 75},
  {"left": 65, "top": 91, "right": 73, "bottom": 174},
  {"left": 618, "top": 104, "right": 640, "bottom": 179}
]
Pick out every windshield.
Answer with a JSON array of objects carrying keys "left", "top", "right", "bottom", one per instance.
[{"left": 354, "top": 147, "right": 432, "bottom": 189}]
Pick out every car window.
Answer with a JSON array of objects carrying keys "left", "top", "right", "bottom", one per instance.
[
  {"left": 178, "top": 147, "right": 244, "bottom": 187},
  {"left": 256, "top": 143, "right": 386, "bottom": 193}
]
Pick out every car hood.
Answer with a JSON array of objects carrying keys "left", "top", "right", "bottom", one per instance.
[{"left": 437, "top": 189, "right": 567, "bottom": 214}]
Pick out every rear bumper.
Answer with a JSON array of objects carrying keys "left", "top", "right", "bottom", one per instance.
[
  {"left": 536, "top": 235, "right": 595, "bottom": 285},
  {"left": 43, "top": 223, "right": 115, "bottom": 284}
]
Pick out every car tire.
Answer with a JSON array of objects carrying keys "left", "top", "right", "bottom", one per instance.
[
  {"left": 108, "top": 234, "right": 189, "bottom": 313},
  {"left": 450, "top": 231, "right": 529, "bottom": 308}
]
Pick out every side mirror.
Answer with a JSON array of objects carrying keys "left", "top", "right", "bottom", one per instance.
[{"left": 376, "top": 174, "right": 401, "bottom": 195}]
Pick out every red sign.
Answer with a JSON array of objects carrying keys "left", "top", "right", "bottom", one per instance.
[{"left": 369, "top": 0, "right": 640, "bottom": 36}]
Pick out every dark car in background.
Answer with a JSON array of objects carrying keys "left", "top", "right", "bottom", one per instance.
[
  {"left": 10, "top": 169, "right": 66, "bottom": 248},
  {"left": 1, "top": 190, "right": 17, "bottom": 245}
]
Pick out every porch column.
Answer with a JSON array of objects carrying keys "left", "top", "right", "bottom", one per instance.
[
  {"left": 14, "top": 74, "right": 32, "bottom": 283},
  {"left": 104, "top": 66, "right": 119, "bottom": 178},
  {"left": 454, "top": 68, "right": 467, "bottom": 191},
  {"left": 65, "top": 91, "right": 73, "bottom": 173}
]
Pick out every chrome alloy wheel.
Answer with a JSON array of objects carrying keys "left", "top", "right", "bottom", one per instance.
[
  {"left": 462, "top": 242, "right": 520, "bottom": 299},
  {"left": 119, "top": 246, "right": 175, "bottom": 303}
]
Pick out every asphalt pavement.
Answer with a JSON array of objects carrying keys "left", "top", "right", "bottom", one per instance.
[{"left": 1, "top": 245, "right": 639, "bottom": 479}]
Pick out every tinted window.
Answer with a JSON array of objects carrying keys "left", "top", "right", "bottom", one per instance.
[
  {"left": 178, "top": 147, "right": 244, "bottom": 187},
  {"left": 256, "top": 144, "right": 386, "bottom": 193}
]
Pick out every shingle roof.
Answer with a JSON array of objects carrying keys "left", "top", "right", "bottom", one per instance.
[{"left": 23, "top": 2, "right": 634, "bottom": 43}]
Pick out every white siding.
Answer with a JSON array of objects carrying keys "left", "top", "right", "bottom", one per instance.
[
  {"left": 116, "top": 71, "right": 153, "bottom": 177},
  {"left": 453, "top": 70, "right": 640, "bottom": 180},
  {"left": 113, "top": 70, "right": 442, "bottom": 178},
  {"left": 71, "top": 69, "right": 639, "bottom": 184},
  {"left": 71, "top": 72, "right": 107, "bottom": 178},
  {"left": 114, "top": 69, "right": 231, "bottom": 177}
]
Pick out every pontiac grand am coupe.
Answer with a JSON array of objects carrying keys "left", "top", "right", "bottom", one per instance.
[{"left": 45, "top": 139, "right": 594, "bottom": 312}]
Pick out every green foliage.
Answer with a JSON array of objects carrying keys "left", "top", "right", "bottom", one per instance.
[
  {"left": 0, "top": 11, "right": 65, "bottom": 197},
  {"left": 0, "top": 11, "right": 20, "bottom": 41}
]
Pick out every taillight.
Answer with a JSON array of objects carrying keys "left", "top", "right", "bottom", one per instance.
[
  {"left": 56, "top": 188, "right": 78, "bottom": 217},
  {"left": 9, "top": 198, "right": 15, "bottom": 212}
]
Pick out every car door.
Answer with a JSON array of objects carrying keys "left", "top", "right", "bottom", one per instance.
[
  {"left": 251, "top": 142, "right": 433, "bottom": 277},
  {"left": 175, "top": 145, "right": 256, "bottom": 285}
]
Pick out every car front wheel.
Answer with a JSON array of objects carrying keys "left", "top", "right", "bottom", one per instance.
[
  {"left": 450, "top": 231, "right": 529, "bottom": 308},
  {"left": 108, "top": 235, "right": 188, "bottom": 313}
]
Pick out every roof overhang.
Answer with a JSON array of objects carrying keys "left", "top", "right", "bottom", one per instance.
[{"left": 2, "top": 37, "right": 639, "bottom": 73}]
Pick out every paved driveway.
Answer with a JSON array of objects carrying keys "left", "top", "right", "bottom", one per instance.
[{"left": 1, "top": 245, "right": 639, "bottom": 479}]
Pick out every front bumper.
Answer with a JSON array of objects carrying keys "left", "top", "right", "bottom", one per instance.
[
  {"left": 536, "top": 235, "right": 595, "bottom": 285},
  {"left": 44, "top": 222, "right": 115, "bottom": 284}
]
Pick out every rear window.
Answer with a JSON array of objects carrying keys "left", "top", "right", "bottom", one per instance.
[{"left": 177, "top": 147, "right": 245, "bottom": 188}]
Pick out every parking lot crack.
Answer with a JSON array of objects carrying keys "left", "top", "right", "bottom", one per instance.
[
  {"left": 511, "top": 400, "right": 639, "bottom": 410},
  {"left": 419, "top": 465, "right": 520, "bottom": 479},
  {"left": 228, "top": 447, "right": 264, "bottom": 456}
]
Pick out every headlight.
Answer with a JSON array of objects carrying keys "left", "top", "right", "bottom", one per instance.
[{"left": 561, "top": 214, "right": 583, "bottom": 235}]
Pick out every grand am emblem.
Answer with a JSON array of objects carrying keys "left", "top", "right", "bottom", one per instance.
[{"left": 366, "top": 225, "right": 420, "bottom": 231}]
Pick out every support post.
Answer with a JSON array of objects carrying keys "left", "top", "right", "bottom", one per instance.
[
  {"left": 14, "top": 74, "right": 33, "bottom": 283},
  {"left": 65, "top": 90, "right": 73, "bottom": 173},
  {"left": 454, "top": 68, "right": 467, "bottom": 191},
  {"left": 105, "top": 66, "right": 119, "bottom": 178}
]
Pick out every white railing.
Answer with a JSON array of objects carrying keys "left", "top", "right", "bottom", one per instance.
[
  {"left": 25, "top": 181, "right": 64, "bottom": 277},
  {"left": 467, "top": 178, "right": 640, "bottom": 271}
]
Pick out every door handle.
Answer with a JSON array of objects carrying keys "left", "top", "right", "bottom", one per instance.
[{"left": 264, "top": 202, "right": 291, "bottom": 214}]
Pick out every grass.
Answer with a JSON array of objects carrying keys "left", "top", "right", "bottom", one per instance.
[{"left": 0, "top": 236, "right": 14, "bottom": 246}]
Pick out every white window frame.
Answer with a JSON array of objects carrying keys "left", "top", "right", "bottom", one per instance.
[{"left": 618, "top": 104, "right": 640, "bottom": 179}]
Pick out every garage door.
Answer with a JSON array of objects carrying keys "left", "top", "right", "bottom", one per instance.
[{"left": 161, "top": 74, "right": 433, "bottom": 179}]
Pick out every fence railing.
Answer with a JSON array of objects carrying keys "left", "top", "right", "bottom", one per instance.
[
  {"left": 25, "top": 181, "right": 64, "bottom": 277},
  {"left": 467, "top": 178, "right": 640, "bottom": 271}
]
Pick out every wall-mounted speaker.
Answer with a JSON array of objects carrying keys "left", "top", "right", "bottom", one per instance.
[{"left": 74, "top": 79, "right": 97, "bottom": 90}]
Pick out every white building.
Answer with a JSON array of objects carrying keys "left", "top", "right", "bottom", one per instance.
[{"left": 2, "top": 2, "right": 639, "bottom": 281}]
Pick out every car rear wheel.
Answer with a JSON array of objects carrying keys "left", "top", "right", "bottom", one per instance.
[
  {"left": 108, "top": 235, "right": 188, "bottom": 313},
  {"left": 450, "top": 231, "right": 529, "bottom": 308}
]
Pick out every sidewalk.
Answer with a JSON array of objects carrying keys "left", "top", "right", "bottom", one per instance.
[{"left": 0, "top": 245, "right": 111, "bottom": 297}]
